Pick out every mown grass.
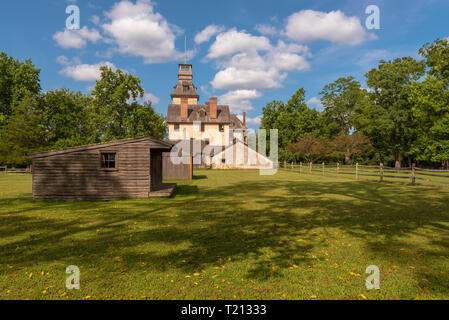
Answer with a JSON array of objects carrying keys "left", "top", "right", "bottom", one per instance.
[{"left": 0, "top": 170, "right": 448, "bottom": 300}]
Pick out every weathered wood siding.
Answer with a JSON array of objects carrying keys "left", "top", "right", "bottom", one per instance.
[
  {"left": 162, "top": 153, "right": 192, "bottom": 180},
  {"left": 32, "top": 140, "right": 165, "bottom": 200}
]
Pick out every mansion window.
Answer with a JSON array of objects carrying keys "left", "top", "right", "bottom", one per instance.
[
  {"left": 100, "top": 152, "right": 116, "bottom": 169},
  {"left": 201, "top": 123, "right": 205, "bottom": 132},
  {"left": 174, "top": 124, "right": 180, "bottom": 131},
  {"left": 219, "top": 124, "right": 224, "bottom": 132}
]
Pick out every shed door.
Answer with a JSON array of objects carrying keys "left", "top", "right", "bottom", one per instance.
[{"left": 150, "top": 150, "right": 162, "bottom": 189}]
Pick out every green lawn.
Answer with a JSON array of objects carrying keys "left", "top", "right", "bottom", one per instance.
[{"left": 1, "top": 169, "right": 448, "bottom": 300}]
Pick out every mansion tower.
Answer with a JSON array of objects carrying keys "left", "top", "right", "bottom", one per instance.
[{"left": 166, "top": 64, "right": 247, "bottom": 146}]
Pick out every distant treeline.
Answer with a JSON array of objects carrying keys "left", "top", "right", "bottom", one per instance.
[
  {"left": 260, "top": 38, "right": 449, "bottom": 169},
  {"left": 0, "top": 52, "right": 166, "bottom": 166}
]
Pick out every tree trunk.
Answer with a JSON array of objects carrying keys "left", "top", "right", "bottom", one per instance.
[{"left": 394, "top": 151, "right": 402, "bottom": 168}]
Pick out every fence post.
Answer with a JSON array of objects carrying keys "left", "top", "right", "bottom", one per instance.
[
  {"left": 322, "top": 162, "right": 325, "bottom": 176},
  {"left": 310, "top": 162, "right": 312, "bottom": 174},
  {"left": 356, "top": 163, "right": 359, "bottom": 180},
  {"left": 299, "top": 162, "right": 302, "bottom": 174},
  {"left": 337, "top": 162, "right": 340, "bottom": 175},
  {"left": 380, "top": 163, "right": 383, "bottom": 182},
  {"left": 291, "top": 162, "right": 294, "bottom": 169},
  {"left": 411, "top": 163, "right": 416, "bottom": 185},
  {"left": 284, "top": 160, "right": 286, "bottom": 169},
  {"left": 189, "top": 155, "right": 193, "bottom": 180},
  {"left": 5, "top": 166, "right": 7, "bottom": 175}
]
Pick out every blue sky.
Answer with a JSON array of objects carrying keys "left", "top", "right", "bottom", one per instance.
[{"left": 1, "top": 0, "right": 448, "bottom": 129}]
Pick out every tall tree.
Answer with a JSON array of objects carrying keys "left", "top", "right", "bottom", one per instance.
[
  {"left": 409, "top": 39, "right": 449, "bottom": 167},
  {"left": 90, "top": 66, "right": 145, "bottom": 141},
  {"left": 38, "top": 89, "right": 94, "bottom": 149},
  {"left": 0, "top": 92, "right": 46, "bottom": 166},
  {"left": 319, "top": 76, "right": 364, "bottom": 137},
  {"left": 355, "top": 57, "right": 426, "bottom": 167},
  {"left": 0, "top": 52, "right": 41, "bottom": 118},
  {"left": 260, "top": 89, "right": 319, "bottom": 161},
  {"left": 90, "top": 66, "right": 166, "bottom": 141}
]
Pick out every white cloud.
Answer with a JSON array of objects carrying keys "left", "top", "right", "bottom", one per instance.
[
  {"left": 205, "top": 28, "right": 312, "bottom": 110},
  {"left": 91, "top": 15, "right": 101, "bottom": 25},
  {"left": 101, "top": 0, "right": 183, "bottom": 63},
  {"left": 144, "top": 92, "right": 160, "bottom": 104},
  {"left": 53, "top": 26, "right": 102, "bottom": 49},
  {"left": 56, "top": 55, "right": 71, "bottom": 66},
  {"left": 206, "top": 29, "right": 271, "bottom": 59},
  {"left": 219, "top": 89, "right": 262, "bottom": 114},
  {"left": 254, "top": 24, "right": 278, "bottom": 36},
  {"left": 58, "top": 59, "right": 117, "bottom": 82},
  {"left": 209, "top": 38, "right": 310, "bottom": 90},
  {"left": 268, "top": 41, "right": 311, "bottom": 71},
  {"left": 284, "top": 10, "right": 372, "bottom": 45},
  {"left": 212, "top": 65, "right": 285, "bottom": 90},
  {"left": 307, "top": 97, "right": 323, "bottom": 109},
  {"left": 194, "top": 25, "right": 225, "bottom": 44}
]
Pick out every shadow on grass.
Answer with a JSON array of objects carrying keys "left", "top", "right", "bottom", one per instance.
[
  {"left": 0, "top": 172, "right": 448, "bottom": 293},
  {"left": 193, "top": 175, "right": 207, "bottom": 180}
]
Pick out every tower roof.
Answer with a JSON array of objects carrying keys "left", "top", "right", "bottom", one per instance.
[{"left": 170, "top": 64, "right": 199, "bottom": 100}]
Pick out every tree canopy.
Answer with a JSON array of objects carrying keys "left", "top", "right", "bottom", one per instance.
[{"left": 0, "top": 53, "right": 167, "bottom": 166}]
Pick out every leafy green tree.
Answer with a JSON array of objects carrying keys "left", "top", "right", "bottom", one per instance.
[
  {"left": 419, "top": 38, "right": 449, "bottom": 86},
  {"left": 319, "top": 77, "right": 364, "bottom": 137},
  {"left": 0, "top": 92, "right": 46, "bottom": 166},
  {"left": 127, "top": 101, "right": 167, "bottom": 139},
  {"left": 409, "top": 39, "right": 449, "bottom": 167},
  {"left": 90, "top": 66, "right": 145, "bottom": 141},
  {"left": 0, "top": 52, "right": 41, "bottom": 118},
  {"left": 38, "top": 89, "right": 94, "bottom": 149},
  {"left": 355, "top": 57, "right": 426, "bottom": 167},
  {"left": 90, "top": 66, "right": 166, "bottom": 141},
  {"left": 260, "top": 88, "right": 319, "bottom": 161}
]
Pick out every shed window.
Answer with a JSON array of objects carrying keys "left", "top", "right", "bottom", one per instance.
[{"left": 101, "top": 152, "right": 116, "bottom": 169}]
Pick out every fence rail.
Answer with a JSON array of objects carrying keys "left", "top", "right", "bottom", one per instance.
[
  {"left": 278, "top": 161, "right": 449, "bottom": 187},
  {"left": 0, "top": 166, "right": 32, "bottom": 174}
]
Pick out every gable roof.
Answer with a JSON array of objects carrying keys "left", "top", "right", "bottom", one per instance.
[
  {"left": 167, "top": 104, "right": 231, "bottom": 124},
  {"left": 211, "top": 139, "right": 274, "bottom": 164},
  {"left": 230, "top": 114, "right": 247, "bottom": 130},
  {"left": 31, "top": 136, "right": 173, "bottom": 159}
]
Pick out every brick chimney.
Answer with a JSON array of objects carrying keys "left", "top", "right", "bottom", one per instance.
[
  {"left": 181, "top": 97, "right": 188, "bottom": 119},
  {"left": 243, "top": 112, "right": 246, "bottom": 127},
  {"left": 210, "top": 97, "right": 217, "bottom": 119}
]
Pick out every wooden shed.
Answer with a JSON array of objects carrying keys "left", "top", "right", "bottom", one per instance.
[{"left": 31, "top": 136, "right": 176, "bottom": 200}]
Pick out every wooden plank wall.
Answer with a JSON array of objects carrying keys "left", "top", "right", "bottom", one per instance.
[
  {"left": 32, "top": 140, "right": 160, "bottom": 200},
  {"left": 162, "top": 152, "right": 192, "bottom": 180}
]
